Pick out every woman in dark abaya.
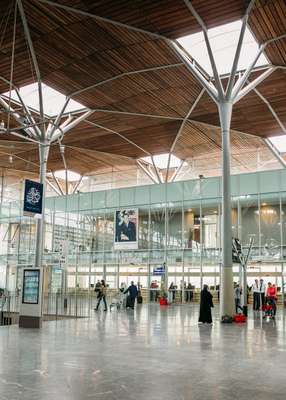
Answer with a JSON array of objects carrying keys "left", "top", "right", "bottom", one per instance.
[{"left": 198, "top": 284, "right": 214, "bottom": 324}]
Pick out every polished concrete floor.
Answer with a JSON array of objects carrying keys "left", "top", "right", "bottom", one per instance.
[{"left": 0, "top": 304, "right": 286, "bottom": 400}]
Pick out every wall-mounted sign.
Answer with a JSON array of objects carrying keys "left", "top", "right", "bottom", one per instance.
[
  {"left": 114, "top": 209, "right": 138, "bottom": 250},
  {"left": 23, "top": 179, "right": 43, "bottom": 215},
  {"left": 22, "top": 269, "right": 40, "bottom": 304}
]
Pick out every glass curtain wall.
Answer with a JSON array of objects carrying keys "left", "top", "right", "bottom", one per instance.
[{"left": 1, "top": 171, "right": 286, "bottom": 309}]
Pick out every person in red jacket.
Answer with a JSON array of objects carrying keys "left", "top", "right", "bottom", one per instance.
[{"left": 266, "top": 282, "right": 277, "bottom": 317}]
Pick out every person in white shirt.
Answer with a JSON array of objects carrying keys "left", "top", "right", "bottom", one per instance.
[
  {"left": 259, "top": 278, "right": 266, "bottom": 309},
  {"left": 252, "top": 279, "right": 260, "bottom": 311}
]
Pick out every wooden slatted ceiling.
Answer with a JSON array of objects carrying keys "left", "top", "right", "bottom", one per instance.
[
  {"left": 72, "top": 65, "right": 202, "bottom": 117},
  {"left": 249, "top": 0, "right": 286, "bottom": 66},
  {"left": 42, "top": 0, "right": 245, "bottom": 39},
  {"left": 174, "top": 122, "right": 281, "bottom": 179},
  {"left": 48, "top": 147, "right": 135, "bottom": 175},
  {"left": 42, "top": 39, "right": 181, "bottom": 96},
  {"left": 173, "top": 120, "right": 276, "bottom": 165},
  {"left": 0, "top": 139, "right": 35, "bottom": 154},
  {"left": 64, "top": 116, "right": 181, "bottom": 158},
  {"left": 0, "top": 119, "right": 281, "bottom": 177},
  {"left": 0, "top": 0, "right": 285, "bottom": 179},
  {"left": 0, "top": 142, "right": 137, "bottom": 175},
  {"left": 0, "top": 0, "right": 244, "bottom": 95}
]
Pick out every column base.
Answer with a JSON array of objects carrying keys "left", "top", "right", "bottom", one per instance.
[
  {"left": 220, "top": 265, "right": 235, "bottom": 318},
  {"left": 19, "top": 315, "right": 42, "bottom": 329}
]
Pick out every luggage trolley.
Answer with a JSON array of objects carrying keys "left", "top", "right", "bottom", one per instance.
[{"left": 109, "top": 290, "right": 126, "bottom": 311}]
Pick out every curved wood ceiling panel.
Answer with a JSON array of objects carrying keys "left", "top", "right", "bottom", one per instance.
[{"left": 0, "top": 0, "right": 285, "bottom": 176}]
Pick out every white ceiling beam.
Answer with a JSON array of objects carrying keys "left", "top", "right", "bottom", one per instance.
[
  {"left": 170, "top": 159, "right": 185, "bottom": 182},
  {"left": 225, "top": 0, "right": 255, "bottom": 99},
  {"left": 37, "top": 0, "right": 167, "bottom": 41},
  {"left": 150, "top": 155, "right": 162, "bottom": 184},
  {"left": 249, "top": 82, "right": 286, "bottom": 135},
  {"left": 263, "top": 138, "right": 286, "bottom": 168},
  {"left": 136, "top": 160, "right": 158, "bottom": 184},
  {"left": 46, "top": 178, "right": 62, "bottom": 196},
  {"left": 72, "top": 175, "right": 84, "bottom": 194},
  {"left": 92, "top": 108, "right": 182, "bottom": 121},
  {"left": 51, "top": 171, "right": 65, "bottom": 195},
  {"left": 232, "top": 33, "right": 286, "bottom": 101},
  {"left": 85, "top": 120, "right": 151, "bottom": 156},
  {"left": 183, "top": 0, "right": 224, "bottom": 100},
  {"left": 233, "top": 67, "right": 277, "bottom": 104},
  {"left": 51, "top": 110, "right": 94, "bottom": 142},
  {"left": 165, "top": 88, "right": 205, "bottom": 182},
  {"left": 17, "top": 0, "right": 45, "bottom": 137}
]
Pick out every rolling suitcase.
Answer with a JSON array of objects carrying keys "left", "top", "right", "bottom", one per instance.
[
  {"left": 126, "top": 295, "right": 133, "bottom": 308},
  {"left": 137, "top": 295, "right": 143, "bottom": 304}
]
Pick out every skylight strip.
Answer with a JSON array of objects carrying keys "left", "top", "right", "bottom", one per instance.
[{"left": 177, "top": 20, "right": 269, "bottom": 77}]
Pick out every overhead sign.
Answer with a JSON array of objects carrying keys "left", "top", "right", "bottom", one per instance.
[
  {"left": 23, "top": 179, "right": 43, "bottom": 215},
  {"left": 153, "top": 265, "right": 166, "bottom": 276}
]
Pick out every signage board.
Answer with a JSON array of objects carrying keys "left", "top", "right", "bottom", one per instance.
[
  {"left": 153, "top": 265, "right": 166, "bottom": 276},
  {"left": 23, "top": 179, "right": 43, "bottom": 215},
  {"left": 22, "top": 269, "right": 40, "bottom": 304}
]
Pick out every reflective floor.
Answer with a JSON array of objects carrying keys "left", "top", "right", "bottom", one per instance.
[{"left": 1, "top": 304, "right": 286, "bottom": 400}]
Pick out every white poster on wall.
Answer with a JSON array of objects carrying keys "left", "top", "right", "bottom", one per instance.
[{"left": 114, "top": 209, "right": 138, "bottom": 250}]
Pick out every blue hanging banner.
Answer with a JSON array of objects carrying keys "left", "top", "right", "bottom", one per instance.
[{"left": 23, "top": 179, "right": 43, "bottom": 215}]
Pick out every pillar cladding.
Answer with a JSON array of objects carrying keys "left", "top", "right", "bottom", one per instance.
[{"left": 219, "top": 102, "right": 235, "bottom": 318}]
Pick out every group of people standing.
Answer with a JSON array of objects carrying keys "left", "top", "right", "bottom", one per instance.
[
  {"left": 168, "top": 282, "right": 193, "bottom": 303},
  {"left": 198, "top": 279, "right": 279, "bottom": 324},
  {"left": 252, "top": 279, "right": 277, "bottom": 316}
]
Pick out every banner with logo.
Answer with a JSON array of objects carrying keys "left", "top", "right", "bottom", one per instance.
[
  {"left": 23, "top": 179, "right": 43, "bottom": 215},
  {"left": 114, "top": 208, "right": 138, "bottom": 250}
]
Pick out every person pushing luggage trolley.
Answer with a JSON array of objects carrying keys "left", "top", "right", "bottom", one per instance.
[{"left": 124, "top": 281, "right": 138, "bottom": 309}]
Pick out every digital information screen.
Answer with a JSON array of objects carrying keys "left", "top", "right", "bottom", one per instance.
[{"left": 22, "top": 269, "right": 40, "bottom": 304}]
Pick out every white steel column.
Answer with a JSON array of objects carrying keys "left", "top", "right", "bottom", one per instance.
[
  {"left": 219, "top": 102, "right": 235, "bottom": 317},
  {"left": 34, "top": 142, "right": 49, "bottom": 269},
  {"left": 237, "top": 199, "right": 243, "bottom": 285},
  {"left": 199, "top": 177, "right": 203, "bottom": 289}
]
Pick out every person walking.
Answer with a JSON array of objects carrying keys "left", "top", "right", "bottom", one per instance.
[
  {"left": 266, "top": 282, "right": 277, "bottom": 317},
  {"left": 94, "top": 280, "right": 101, "bottom": 292},
  {"left": 124, "top": 281, "right": 138, "bottom": 309},
  {"left": 186, "top": 283, "right": 193, "bottom": 302},
  {"left": 95, "top": 280, "right": 107, "bottom": 311},
  {"left": 259, "top": 278, "right": 266, "bottom": 309},
  {"left": 234, "top": 284, "right": 243, "bottom": 314},
  {"left": 169, "top": 282, "right": 176, "bottom": 302},
  {"left": 198, "top": 285, "right": 214, "bottom": 324},
  {"left": 252, "top": 279, "right": 260, "bottom": 311}
]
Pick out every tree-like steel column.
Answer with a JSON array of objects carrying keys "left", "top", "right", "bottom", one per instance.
[{"left": 219, "top": 102, "right": 234, "bottom": 317}]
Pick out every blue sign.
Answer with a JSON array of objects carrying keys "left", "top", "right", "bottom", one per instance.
[
  {"left": 23, "top": 179, "right": 43, "bottom": 215},
  {"left": 153, "top": 266, "right": 165, "bottom": 276}
]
